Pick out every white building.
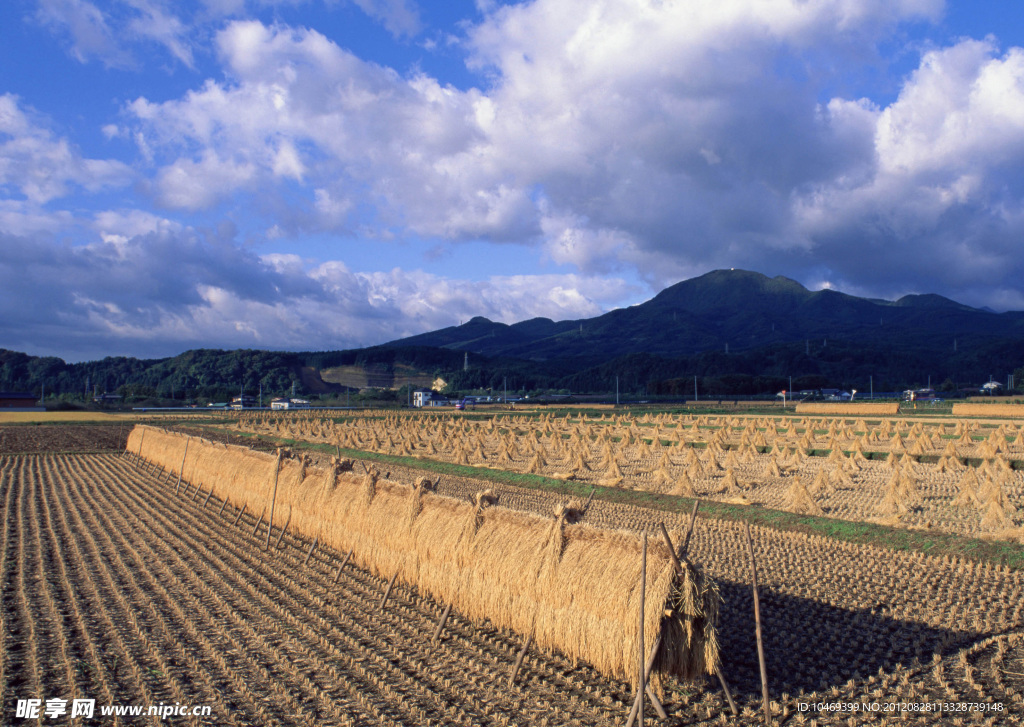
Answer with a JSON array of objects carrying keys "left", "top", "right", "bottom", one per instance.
[
  {"left": 271, "top": 397, "right": 310, "bottom": 410},
  {"left": 413, "top": 390, "right": 447, "bottom": 407}
]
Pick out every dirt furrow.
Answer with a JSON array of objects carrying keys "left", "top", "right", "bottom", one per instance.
[
  {"left": 48, "top": 452, "right": 260, "bottom": 725},
  {"left": 68, "top": 454, "right": 341, "bottom": 727},
  {"left": 58, "top": 455, "right": 298, "bottom": 727},
  {"left": 25, "top": 455, "right": 84, "bottom": 706},
  {"left": 40, "top": 455, "right": 179, "bottom": 715},
  {"left": 36, "top": 455, "right": 125, "bottom": 726},
  {"left": 7, "top": 456, "right": 45, "bottom": 722},
  {"left": 0, "top": 456, "right": 18, "bottom": 713}
]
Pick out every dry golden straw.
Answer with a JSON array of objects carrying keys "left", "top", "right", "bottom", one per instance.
[{"left": 126, "top": 425, "right": 719, "bottom": 687}]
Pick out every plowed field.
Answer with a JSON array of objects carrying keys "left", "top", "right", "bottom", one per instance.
[
  {"left": 0, "top": 424, "right": 126, "bottom": 454},
  {"left": 1, "top": 448, "right": 1022, "bottom": 725}
]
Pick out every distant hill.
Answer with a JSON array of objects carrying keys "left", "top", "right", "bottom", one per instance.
[{"left": 384, "top": 269, "right": 1024, "bottom": 361}]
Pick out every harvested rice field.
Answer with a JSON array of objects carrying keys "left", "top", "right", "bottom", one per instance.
[
  {"left": 2, "top": 420, "right": 1024, "bottom": 725},
  {"left": 232, "top": 410, "right": 1024, "bottom": 541}
]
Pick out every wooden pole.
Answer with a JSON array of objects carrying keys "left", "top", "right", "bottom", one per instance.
[
  {"left": 431, "top": 603, "right": 453, "bottom": 644},
  {"left": 581, "top": 485, "right": 596, "bottom": 515},
  {"left": 251, "top": 509, "right": 265, "bottom": 537},
  {"left": 302, "top": 537, "right": 319, "bottom": 567},
  {"left": 334, "top": 549, "right": 353, "bottom": 584},
  {"left": 508, "top": 634, "right": 533, "bottom": 687},
  {"left": 232, "top": 503, "right": 247, "bottom": 526},
  {"left": 133, "top": 428, "right": 146, "bottom": 467},
  {"left": 274, "top": 505, "right": 292, "bottom": 550},
  {"left": 218, "top": 497, "right": 229, "bottom": 516},
  {"left": 378, "top": 572, "right": 398, "bottom": 611},
  {"left": 659, "top": 522, "right": 738, "bottom": 717},
  {"left": 638, "top": 533, "right": 646, "bottom": 727},
  {"left": 265, "top": 453, "right": 282, "bottom": 550},
  {"left": 625, "top": 634, "right": 664, "bottom": 727},
  {"left": 745, "top": 521, "right": 771, "bottom": 725},
  {"left": 174, "top": 436, "right": 190, "bottom": 495},
  {"left": 202, "top": 488, "right": 214, "bottom": 507},
  {"left": 681, "top": 499, "right": 700, "bottom": 555},
  {"left": 191, "top": 484, "right": 202, "bottom": 501},
  {"left": 716, "top": 665, "right": 739, "bottom": 717}
]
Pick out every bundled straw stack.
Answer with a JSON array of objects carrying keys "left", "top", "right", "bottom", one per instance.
[{"left": 127, "top": 426, "right": 720, "bottom": 687}]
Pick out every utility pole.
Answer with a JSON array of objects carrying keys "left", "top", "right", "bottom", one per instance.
[
  {"left": 693, "top": 375, "right": 698, "bottom": 402},
  {"left": 616, "top": 376, "right": 619, "bottom": 405},
  {"left": 870, "top": 375, "right": 873, "bottom": 399}
]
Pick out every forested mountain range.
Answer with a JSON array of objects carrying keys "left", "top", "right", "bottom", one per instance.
[{"left": 4, "top": 270, "right": 1023, "bottom": 403}]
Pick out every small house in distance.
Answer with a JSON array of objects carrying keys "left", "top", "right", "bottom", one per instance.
[
  {"left": 0, "top": 392, "right": 37, "bottom": 408},
  {"left": 231, "top": 395, "right": 259, "bottom": 409},
  {"left": 413, "top": 389, "right": 448, "bottom": 407},
  {"left": 271, "top": 397, "right": 310, "bottom": 410}
]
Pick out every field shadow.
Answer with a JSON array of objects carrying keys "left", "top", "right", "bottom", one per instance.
[{"left": 709, "top": 577, "right": 978, "bottom": 700}]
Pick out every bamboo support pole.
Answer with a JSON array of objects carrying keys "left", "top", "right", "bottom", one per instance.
[
  {"left": 659, "top": 522, "right": 738, "bottom": 718},
  {"left": 202, "top": 488, "right": 215, "bottom": 507},
  {"left": 232, "top": 503, "right": 247, "bottom": 526},
  {"left": 681, "top": 499, "right": 700, "bottom": 555},
  {"left": 191, "top": 484, "right": 202, "bottom": 501},
  {"left": 174, "top": 437, "right": 190, "bottom": 495},
  {"left": 431, "top": 603, "right": 453, "bottom": 644},
  {"left": 581, "top": 485, "right": 596, "bottom": 515},
  {"left": 334, "top": 549, "right": 353, "bottom": 584},
  {"left": 265, "top": 453, "right": 282, "bottom": 550},
  {"left": 625, "top": 634, "right": 665, "bottom": 727},
  {"left": 508, "top": 634, "right": 533, "bottom": 687},
  {"left": 218, "top": 497, "right": 229, "bottom": 517},
  {"left": 716, "top": 665, "right": 739, "bottom": 717},
  {"left": 274, "top": 506, "right": 292, "bottom": 550},
  {"left": 251, "top": 509, "right": 265, "bottom": 537},
  {"left": 745, "top": 521, "right": 771, "bottom": 725},
  {"left": 303, "top": 537, "right": 319, "bottom": 567},
  {"left": 378, "top": 572, "right": 398, "bottom": 611},
  {"left": 133, "top": 428, "right": 145, "bottom": 467}
]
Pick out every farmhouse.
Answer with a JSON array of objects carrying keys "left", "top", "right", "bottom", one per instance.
[
  {"left": 0, "top": 392, "right": 37, "bottom": 408},
  {"left": 412, "top": 389, "right": 447, "bottom": 407}
]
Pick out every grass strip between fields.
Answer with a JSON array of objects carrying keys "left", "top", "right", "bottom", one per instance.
[{"left": 207, "top": 425, "right": 1024, "bottom": 571}]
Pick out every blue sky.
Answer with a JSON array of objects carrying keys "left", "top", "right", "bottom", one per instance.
[{"left": 4, "top": 0, "right": 1024, "bottom": 361}]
